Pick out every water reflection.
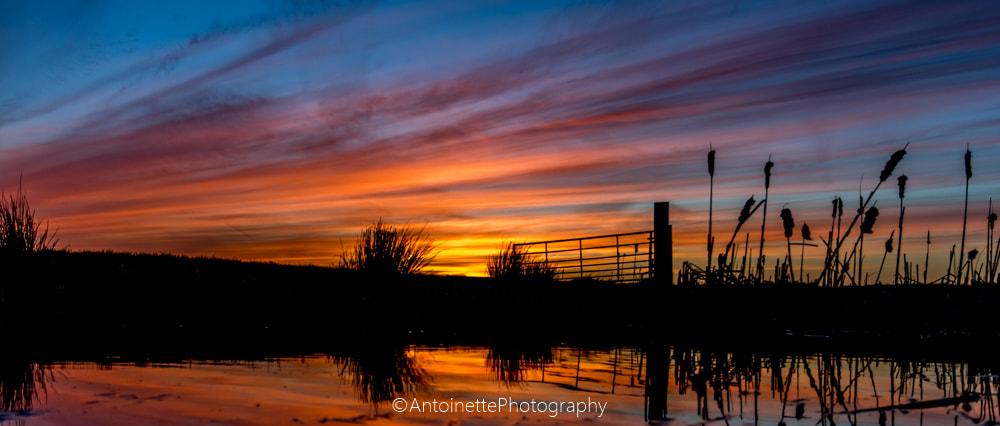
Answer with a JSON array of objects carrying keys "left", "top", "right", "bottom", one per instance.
[
  {"left": 5, "top": 344, "right": 1000, "bottom": 425},
  {"left": 0, "top": 357, "right": 48, "bottom": 413},
  {"left": 644, "top": 344, "right": 669, "bottom": 421},
  {"left": 485, "top": 343, "right": 552, "bottom": 388},
  {"left": 327, "top": 343, "right": 430, "bottom": 409},
  {"left": 641, "top": 347, "right": 1000, "bottom": 426}
]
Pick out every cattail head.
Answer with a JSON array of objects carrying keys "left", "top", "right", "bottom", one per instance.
[
  {"left": 965, "top": 147, "right": 972, "bottom": 180},
  {"left": 989, "top": 212, "right": 997, "bottom": 230},
  {"left": 838, "top": 198, "right": 844, "bottom": 218},
  {"left": 879, "top": 145, "right": 907, "bottom": 183},
  {"left": 802, "top": 223, "right": 812, "bottom": 241},
  {"left": 738, "top": 196, "right": 756, "bottom": 223},
  {"left": 708, "top": 149, "right": 716, "bottom": 177},
  {"left": 860, "top": 206, "right": 879, "bottom": 234},
  {"left": 969, "top": 248, "right": 978, "bottom": 261},
  {"left": 898, "top": 175, "right": 908, "bottom": 199},
  {"left": 885, "top": 235, "right": 894, "bottom": 253},
  {"left": 780, "top": 208, "right": 794, "bottom": 239},
  {"left": 764, "top": 158, "right": 774, "bottom": 190},
  {"left": 831, "top": 197, "right": 839, "bottom": 219}
]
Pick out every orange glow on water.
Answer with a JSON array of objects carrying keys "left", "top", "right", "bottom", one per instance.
[{"left": 11, "top": 347, "right": 993, "bottom": 425}]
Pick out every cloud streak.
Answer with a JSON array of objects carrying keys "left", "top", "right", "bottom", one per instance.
[{"left": 2, "top": 0, "right": 1000, "bottom": 278}]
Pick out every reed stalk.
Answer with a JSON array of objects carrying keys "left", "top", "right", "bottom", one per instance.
[
  {"left": 781, "top": 207, "right": 794, "bottom": 282},
  {"left": 840, "top": 206, "right": 879, "bottom": 286},
  {"left": 947, "top": 245, "right": 956, "bottom": 284},
  {"left": 758, "top": 157, "right": 774, "bottom": 284},
  {"left": 988, "top": 201, "right": 996, "bottom": 284},
  {"left": 905, "top": 254, "right": 910, "bottom": 284},
  {"left": 722, "top": 196, "right": 765, "bottom": 275},
  {"left": 895, "top": 175, "right": 907, "bottom": 285},
  {"left": 959, "top": 147, "right": 972, "bottom": 285},
  {"left": 856, "top": 192, "right": 865, "bottom": 285},
  {"left": 856, "top": 195, "right": 864, "bottom": 286},
  {"left": 924, "top": 231, "right": 930, "bottom": 284},
  {"left": 707, "top": 148, "right": 716, "bottom": 276},
  {"left": 967, "top": 249, "right": 978, "bottom": 285},
  {"left": 800, "top": 223, "right": 812, "bottom": 282},
  {"left": 824, "top": 197, "right": 844, "bottom": 286},
  {"left": 819, "top": 144, "right": 907, "bottom": 284},
  {"left": 826, "top": 199, "right": 837, "bottom": 286},
  {"left": 876, "top": 230, "right": 894, "bottom": 285},
  {"left": 837, "top": 198, "right": 843, "bottom": 285},
  {"left": 742, "top": 233, "right": 750, "bottom": 281},
  {"left": 992, "top": 235, "right": 1000, "bottom": 285}
]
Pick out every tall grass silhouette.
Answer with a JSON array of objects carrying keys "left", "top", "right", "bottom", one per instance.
[
  {"left": 715, "top": 195, "right": 763, "bottom": 284},
  {"left": 340, "top": 219, "right": 437, "bottom": 276},
  {"left": 486, "top": 242, "right": 556, "bottom": 281},
  {"left": 0, "top": 178, "right": 58, "bottom": 254},
  {"left": 818, "top": 145, "right": 906, "bottom": 286},
  {"left": 492, "top": 143, "right": 997, "bottom": 286},
  {"left": 675, "top": 144, "right": 956, "bottom": 286}
]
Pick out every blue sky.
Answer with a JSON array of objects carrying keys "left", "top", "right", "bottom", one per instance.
[{"left": 2, "top": 0, "right": 1000, "bottom": 277}]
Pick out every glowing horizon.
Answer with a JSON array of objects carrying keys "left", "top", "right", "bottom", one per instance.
[{"left": 2, "top": 1, "right": 1000, "bottom": 278}]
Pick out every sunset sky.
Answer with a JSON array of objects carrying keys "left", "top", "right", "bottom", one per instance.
[{"left": 2, "top": 0, "right": 1000, "bottom": 278}]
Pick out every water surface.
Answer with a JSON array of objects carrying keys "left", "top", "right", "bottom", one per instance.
[{"left": 2, "top": 345, "right": 997, "bottom": 425}]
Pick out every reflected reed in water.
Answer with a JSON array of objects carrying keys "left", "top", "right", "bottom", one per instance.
[
  {"left": 4, "top": 342, "right": 1000, "bottom": 425},
  {"left": 327, "top": 343, "right": 430, "bottom": 409},
  {"left": 0, "top": 356, "right": 49, "bottom": 414},
  {"left": 486, "top": 343, "right": 553, "bottom": 388},
  {"left": 640, "top": 346, "right": 1000, "bottom": 425}
]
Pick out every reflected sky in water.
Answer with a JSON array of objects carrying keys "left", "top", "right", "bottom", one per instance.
[{"left": 2, "top": 346, "right": 997, "bottom": 425}]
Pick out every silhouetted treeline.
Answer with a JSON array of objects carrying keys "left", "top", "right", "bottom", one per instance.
[
  {"left": 3, "top": 251, "right": 1000, "bottom": 358},
  {"left": 0, "top": 251, "right": 640, "bottom": 356}
]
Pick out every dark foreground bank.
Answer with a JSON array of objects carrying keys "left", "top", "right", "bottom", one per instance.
[{"left": 1, "top": 251, "right": 998, "bottom": 359}]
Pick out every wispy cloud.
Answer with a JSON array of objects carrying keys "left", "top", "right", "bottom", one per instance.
[{"left": 1, "top": 0, "right": 999, "bottom": 277}]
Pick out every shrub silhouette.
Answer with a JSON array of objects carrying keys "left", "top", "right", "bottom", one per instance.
[
  {"left": 0, "top": 179, "right": 57, "bottom": 254},
  {"left": 340, "top": 219, "right": 437, "bottom": 276},
  {"left": 486, "top": 242, "right": 556, "bottom": 281}
]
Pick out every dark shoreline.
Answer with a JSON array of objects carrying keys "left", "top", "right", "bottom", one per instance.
[{"left": 2, "top": 251, "right": 998, "bottom": 361}]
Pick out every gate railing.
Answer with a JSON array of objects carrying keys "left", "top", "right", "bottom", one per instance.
[{"left": 514, "top": 231, "right": 654, "bottom": 283}]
